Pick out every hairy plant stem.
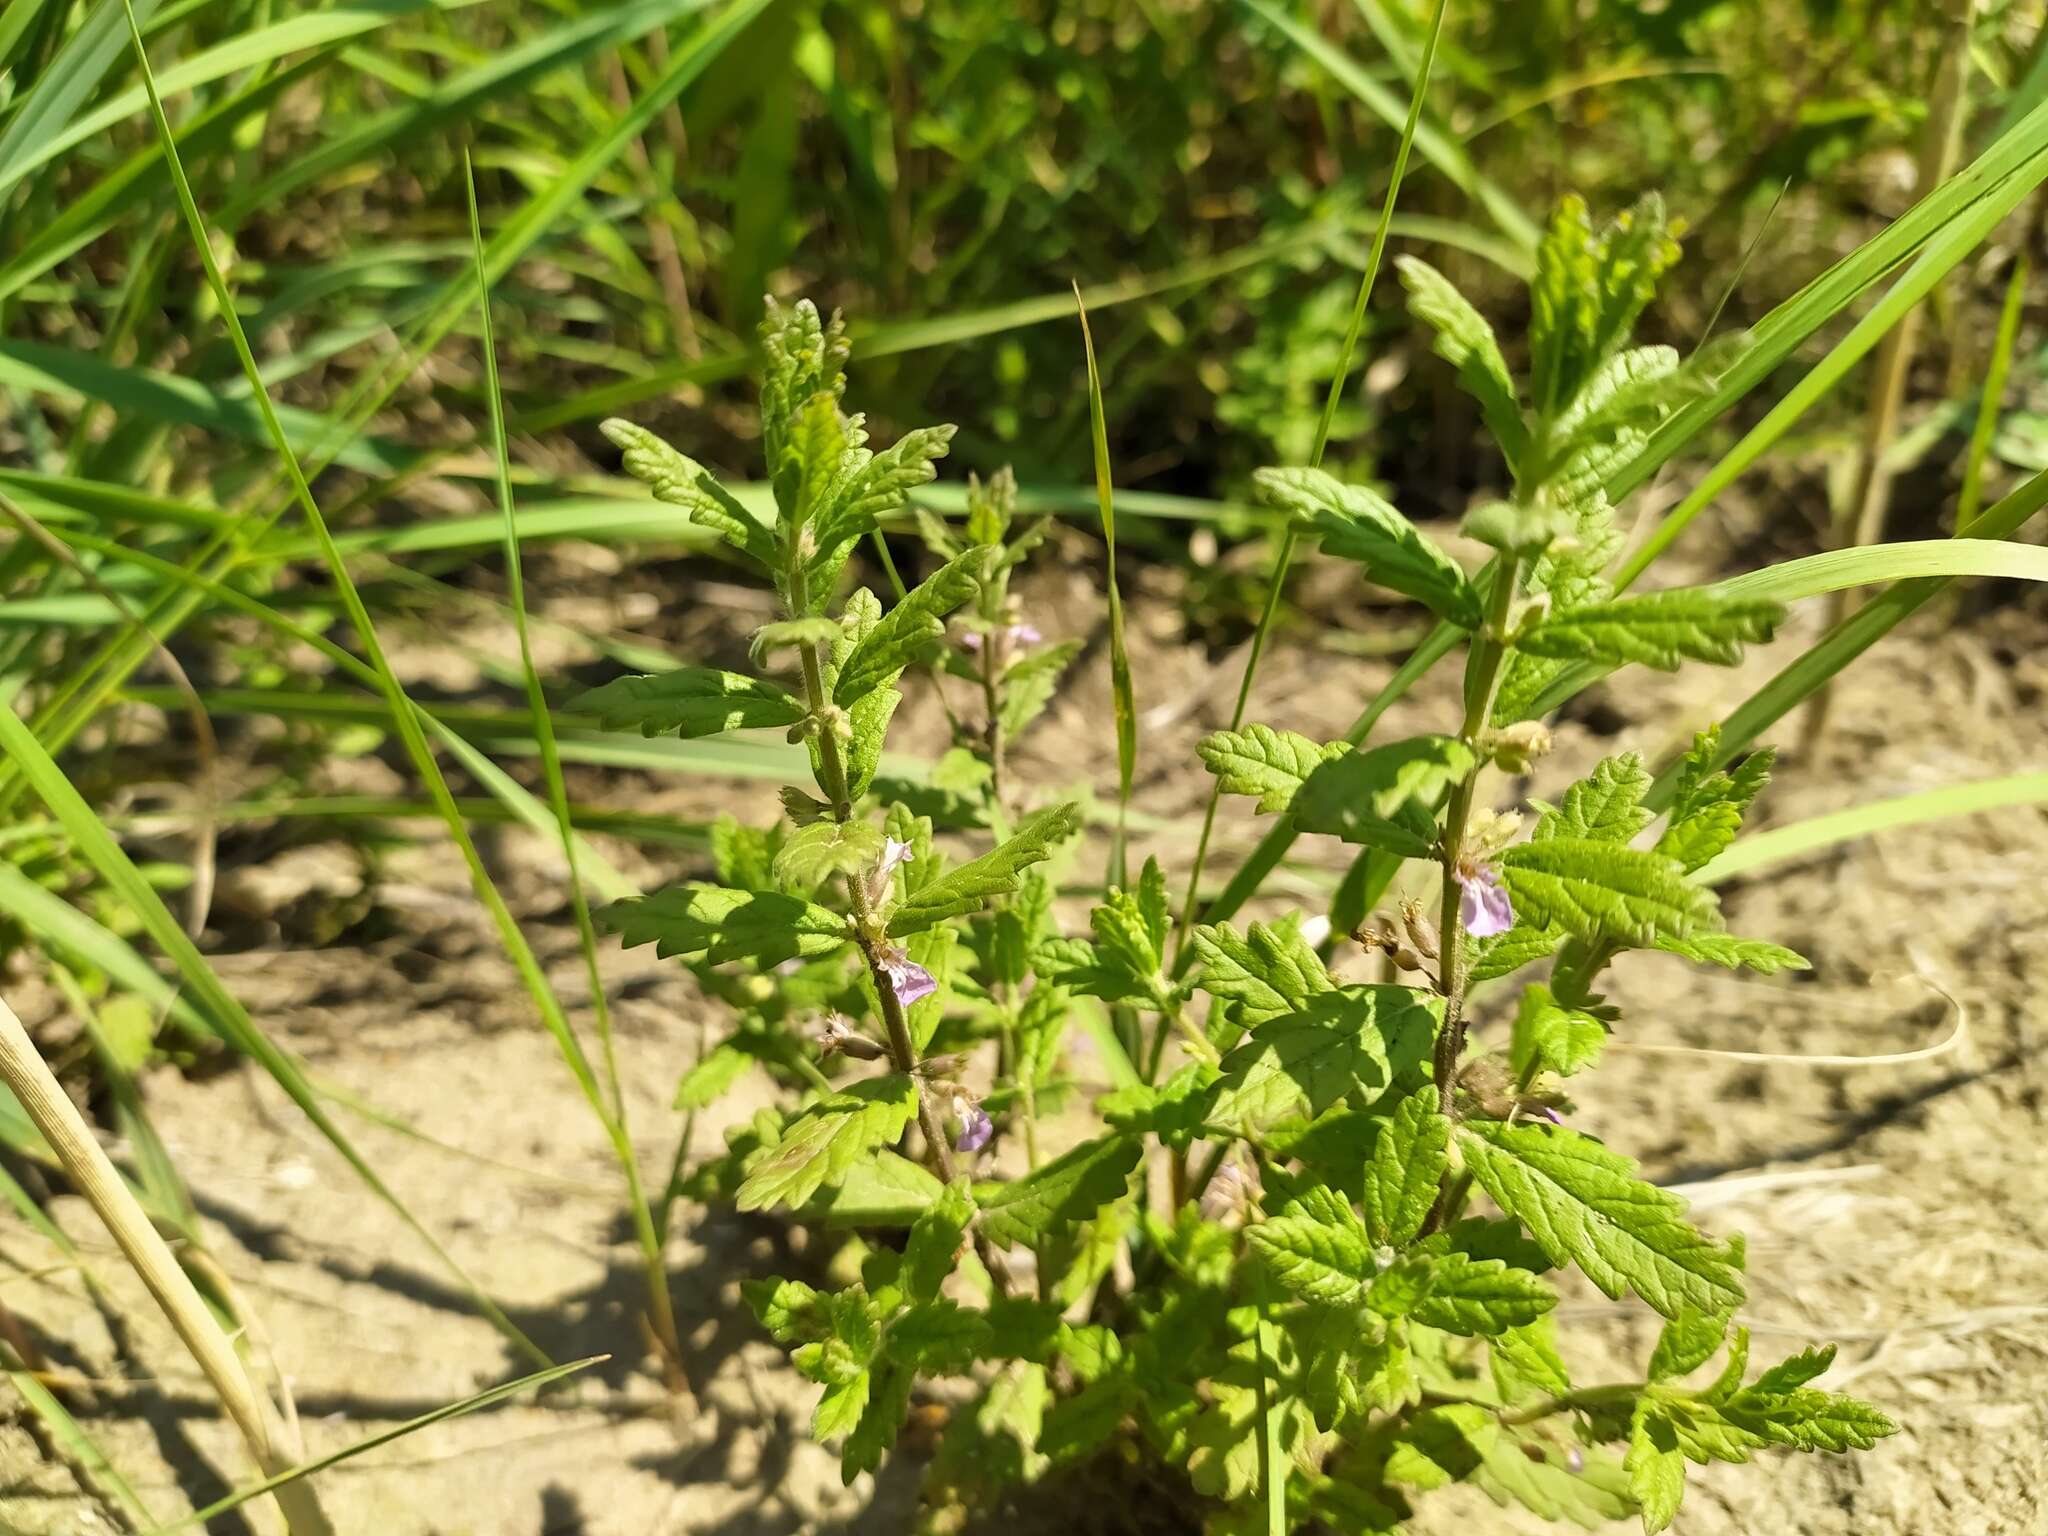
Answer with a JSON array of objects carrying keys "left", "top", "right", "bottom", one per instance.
[
  {"left": 1497, "top": 1382, "right": 1642, "bottom": 1427},
  {"left": 799, "top": 642, "right": 957, "bottom": 1181},
  {"left": 1429, "top": 553, "right": 1524, "bottom": 1105},
  {"left": 978, "top": 624, "right": 1007, "bottom": 813}
]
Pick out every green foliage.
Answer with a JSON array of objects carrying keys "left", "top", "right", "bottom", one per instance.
[
  {"left": 1396, "top": 256, "right": 1526, "bottom": 468},
  {"left": 1210, "top": 986, "right": 1437, "bottom": 1131},
  {"left": 1517, "top": 589, "right": 1786, "bottom": 672},
  {"left": 888, "top": 802, "right": 1083, "bottom": 936},
  {"left": 601, "top": 884, "right": 848, "bottom": 968},
  {"left": 1259, "top": 466, "right": 1481, "bottom": 626},
  {"left": 577, "top": 260, "right": 1898, "bottom": 1534},
  {"left": 572, "top": 665, "right": 808, "bottom": 739},
  {"left": 834, "top": 545, "right": 991, "bottom": 707},
  {"left": 1511, "top": 984, "right": 1607, "bottom": 1079},
  {"left": 1292, "top": 737, "right": 1477, "bottom": 856},
  {"left": 1499, "top": 839, "right": 1715, "bottom": 946},
  {"left": 1197, "top": 724, "right": 1346, "bottom": 814},
  {"left": 1191, "top": 919, "right": 1334, "bottom": 1027},
  {"left": 737, "top": 1076, "right": 921, "bottom": 1212},
  {"left": 1362, "top": 1086, "right": 1450, "bottom": 1248},
  {"left": 977, "top": 1136, "right": 1142, "bottom": 1248},
  {"left": 1455, "top": 1120, "right": 1743, "bottom": 1319}
]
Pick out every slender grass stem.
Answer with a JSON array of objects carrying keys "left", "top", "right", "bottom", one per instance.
[{"left": 1172, "top": 0, "right": 1454, "bottom": 963}]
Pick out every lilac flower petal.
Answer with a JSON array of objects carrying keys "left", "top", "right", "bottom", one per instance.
[
  {"left": 958, "top": 630, "right": 984, "bottom": 653},
  {"left": 955, "top": 1103, "right": 994, "bottom": 1153},
  {"left": 1457, "top": 867, "right": 1515, "bottom": 937},
  {"left": 1537, "top": 1105, "right": 1565, "bottom": 1126},
  {"left": 882, "top": 954, "right": 937, "bottom": 1008},
  {"left": 879, "top": 837, "right": 915, "bottom": 876},
  {"left": 1007, "top": 622, "right": 1042, "bottom": 649}
]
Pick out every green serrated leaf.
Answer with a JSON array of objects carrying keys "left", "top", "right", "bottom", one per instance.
[
  {"left": 814, "top": 1370, "right": 872, "bottom": 1442},
  {"left": 1467, "top": 924, "right": 1567, "bottom": 984},
  {"left": 999, "top": 639, "right": 1082, "bottom": 740},
  {"left": 1191, "top": 919, "right": 1334, "bottom": 1028},
  {"left": 1412, "top": 1253, "right": 1556, "bottom": 1335},
  {"left": 813, "top": 423, "right": 957, "bottom": 571},
  {"left": 602, "top": 884, "right": 849, "bottom": 967},
  {"left": 1536, "top": 753, "right": 1654, "bottom": 844},
  {"left": 710, "top": 815, "right": 778, "bottom": 890},
  {"left": 1491, "top": 1318, "right": 1571, "bottom": 1400},
  {"left": 1258, "top": 465, "right": 1482, "bottom": 626},
  {"left": 977, "top": 1135, "right": 1141, "bottom": 1249},
  {"left": 1627, "top": 1403, "right": 1686, "bottom": 1534},
  {"left": 1659, "top": 731, "right": 1775, "bottom": 873},
  {"left": 1397, "top": 255, "right": 1527, "bottom": 468},
  {"left": 889, "top": 802, "right": 1082, "bottom": 936},
  {"left": 834, "top": 545, "right": 992, "bottom": 707},
  {"left": 1247, "top": 1210, "right": 1376, "bottom": 1306},
  {"left": 1517, "top": 589, "right": 1784, "bottom": 672},
  {"left": 888, "top": 1299, "right": 992, "bottom": 1375},
  {"left": 572, "top": 666, "right": 804, "bottom": 738},
  {"left": 1196, "top": 723, "right": 1346, "bottom": 814},
  {"left": 1292, "top": 736, "right": 1477, "bottom": 857},
  {"left": 602, "top": 417, "right": 776, "bottom": 568},
  {"left": 1650, "top": 1309, "right": 1728, "bottom": 1383},
  {"left": 1499, "top": 838, "right": 1715, "bottom": 945},
  {"left": 1510, "top": 983, "right": 1607, "bottom": 1080},
  {"left": 1455, "top": 1119, "right": 1743, "bottom": 1320},
  {"left": 675, "top": 1040, "right": 757, "bottom": 1109},
  {"left": 750, "top": 615, "right": 843, "bottom": 665},
  {"left": 743, "top": 1276, "right": 831, "bottom": 1345},
  {"left": 841, "top": 1360, "right": 914, "bottom": 1482},
  {"left": 773, "top": 819, "right": 885, "bottom": 888},
  {"left": 736, "top": 1076, "right": 919, "bottom": 1211},
  {"left": 1211, "top": 986, "right": 1438, "bottom": 1131},
  {"left": 1362, "top": 1083, "right": 1449, "bottom": 1247},
  {"left": 815, "top": 1149, "right": 945, "bottom": 1227},
  {"left": 1528, "top": 193, "right": 1682, "bottom": 422},
  {"left": 1652, "top": 932, "right": 1810, "bottom": 974}
]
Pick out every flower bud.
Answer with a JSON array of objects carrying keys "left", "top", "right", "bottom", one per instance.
[
  {"left": 1398, "top": 899, "right": 1439, "bottom": 961},
  {"left": 816, "top": 1015, "right": 887, "bottom": 1061},
  {"left": 1489, "top": 720, "right": 1554, "bottom": 774}
]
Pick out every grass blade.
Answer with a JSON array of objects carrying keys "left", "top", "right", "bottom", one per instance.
[
  {"left": 141, "top": 1357, "right": 605, "bottom": 1535},
  {"left": 466, "top": 156, "right": 685, "bottom": 1380},
  {"left": 1647, "top": 465, "right": 2048, "bottom": 805},
  {"left": 1076, "top": 287, "right": 1135, "bottom": 885},
  {"left": 1699, "top": 773, "right": 2048, "bottom": 886},
  {"left": 1956, "top": 255, "right": 2028, "bottom": 528}
]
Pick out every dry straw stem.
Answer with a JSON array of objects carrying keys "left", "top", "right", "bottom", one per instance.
[
  {"left": 0, "top": 991, "right": 334, "bottom": 1536},
  {"left": 1609, "top": 963, "right": 1967, "bottom": 1068}
]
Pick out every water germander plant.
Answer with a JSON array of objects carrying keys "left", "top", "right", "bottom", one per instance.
[{"left": 578, "top": 199, "right": 1895, "bottom": 1533}]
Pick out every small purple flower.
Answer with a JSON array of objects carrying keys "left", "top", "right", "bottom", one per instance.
[
  {"left": 865, "top": 836, "right": 915, "bottom": 906},
  {"left": 1536, "top": 1105, "right": 1565, "bottom": 1126},
  {"left": 952, "top": 1094, "right": 994, "bottom": 1153},
  {"left": 878, "top": 945, "right": 937, "bottom": 1008},
  {"left": 958, "top": 622, "right": 1042, "bottom": 658},
  {"left": 1455, "top": 863, "right": 1514, "bottom": 938}
]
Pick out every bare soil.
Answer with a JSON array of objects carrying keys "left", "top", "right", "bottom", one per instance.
[{"left": 4, "top": 513, "right": 2045, "bottom": 1536}]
